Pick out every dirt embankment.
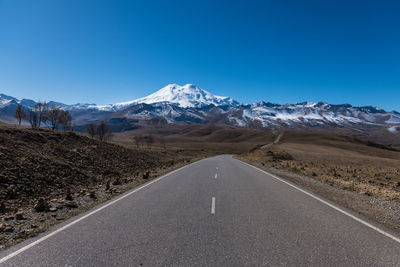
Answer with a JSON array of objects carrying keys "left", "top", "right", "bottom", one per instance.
[{"left": 0, "top": 126, "right": 205, "bottom": 249}]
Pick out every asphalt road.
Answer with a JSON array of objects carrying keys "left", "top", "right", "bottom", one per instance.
[{"left": 1, "top": 155, "right": 400, "bottom": 266}]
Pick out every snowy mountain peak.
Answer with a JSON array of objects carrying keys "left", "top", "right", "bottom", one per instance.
[{"left": 117, "top": 83, "right": 238, "bottom": 108}]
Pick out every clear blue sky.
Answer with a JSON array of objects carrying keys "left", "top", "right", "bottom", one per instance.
[{"left": 0, "top": 0, "right": 399, "bottom": 110}]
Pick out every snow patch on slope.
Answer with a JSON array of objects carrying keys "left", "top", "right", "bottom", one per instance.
[
  {"left": 386, "top": 115, "right": 400, "bottom": 124},
  {"left": 388, "top": 126, "right": 399, "bottom": 133},
  {"left": 0, "top": 94, "right": 17, "bottom": 108}
]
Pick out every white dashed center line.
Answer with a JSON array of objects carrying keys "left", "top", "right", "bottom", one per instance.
[
  {"left": 214, "top": 173, "right": 217, "bottom": 179},
  {"left": 211, "top": 197, "right": 216, "bottom": 214}
]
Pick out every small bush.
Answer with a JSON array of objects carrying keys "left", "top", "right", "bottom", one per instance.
[
  {"left": 0, "top": 202, "right": 6, "bottom": 214},
  {"left": 268, "top": 151, "right": 294, "bottom": 161},
  {"left": 65, "top": 190, "right": 73, "bottom": 201},
  {"left": 113, "top": 178, "right": 122, "bottom": 185},
  {"left": 35, "top": 199, "right": 49, "bottom": 212},
  {"left": 89, "top": 191, "right": 97, "bottom": 199},
  {"left": 65, "top": 201, "right": 78, "bottom": 209}
]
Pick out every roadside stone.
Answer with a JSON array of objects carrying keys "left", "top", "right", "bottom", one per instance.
[
  {"left": 4, "top": 226, "right": 14, "bottom": 233},
  {"left": 5, "top": 215, "right": 15, "bottom": 221},
  {"left": 49, "top": 206, "right": 58, "bottom": 212}
]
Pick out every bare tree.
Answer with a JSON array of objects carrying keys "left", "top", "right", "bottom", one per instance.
[
  {"left": 34, "top": 102, "right": 49, "bottom": 127},
  {"left": 29, "top": 109, "right": 39, "bottom": 129},
  {"left": 133, "top": 135, "right": 141, "bottom": 148},
  {"left": 85, "top": 123, "right": 97, "bottom": 138},
  {"left": 59, "top": 110, "right": 72, "bottom": 131},
  {"left": 14, "top": 104, "right": 26, "bottom": 126},
  {"left": 97, "top": 121, "right": 110, "bottom": 142},
  {"left": 47, "top": 106, "right": 62, "bottom": 130}
]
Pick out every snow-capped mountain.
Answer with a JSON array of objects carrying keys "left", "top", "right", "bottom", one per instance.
[
  {"left": 99, "top": 83, "right": 238, "bottom": 110},
  {"left": 130, "top": 83, "right": 237, "bottom": 108},
  {"left": 1, "top": 84, "right": 400, "bottom": 135}
]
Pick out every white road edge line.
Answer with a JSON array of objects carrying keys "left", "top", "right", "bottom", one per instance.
[
  {"left": 0, "top": 160, "right": 202, "bottom": 264},
  {"left": 211, "top": 197, "right": 216, "bottom": 214},
  {"left": 239, "top": 160, "right": 400, "bottom": 244}
]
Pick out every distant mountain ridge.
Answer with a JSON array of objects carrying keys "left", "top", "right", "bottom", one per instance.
[{"left": 1, "top": 84, "right": 399, "bottom": 134}]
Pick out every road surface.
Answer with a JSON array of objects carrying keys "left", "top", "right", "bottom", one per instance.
[
  {"left": 1, "top": 155, "right": 400, "bottom": 266},
  {"left": 261, "top": 133, "right": 283, "bottom": 149}
]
